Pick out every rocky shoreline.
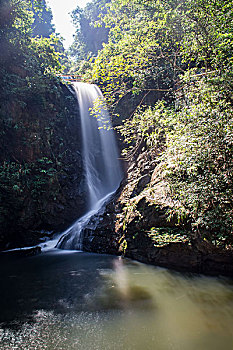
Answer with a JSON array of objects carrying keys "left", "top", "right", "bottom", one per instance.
[
  {"left": 81, "top": 144, "right": 233, "bottom": 278},
  {"left": 81, "top": 194, "right": 233, "bottom": 277}
]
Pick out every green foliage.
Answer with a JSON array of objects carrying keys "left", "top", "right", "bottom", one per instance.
[
  {"left": 0, "top": 0, "right": 62, "bottom": 94},
  {"left": 0, "top": 0, "right": 74, "bottom": 244},
  {"left": 147, "top": 227, "right": 190, "bottom": 247},
  {"left": 120, "top": 78, "right": 233, "bottom": 246},
  {"left": 118, "top": 103, "right": 170, "bottom": 157},
  {"left": 69, "top": 0, "right": 110, "bottom": 60},
  {"left": 31, "top": 0, "right": 54, "bottom": 37},
  {"left": 0, "top": 0, "right": 64, "bottom": 129},
  {"left": 163, "top": 74, "right": 233, "bottom": 246},
  {"left": 1, "top": 0, "right": 232, "bottom": 250},
  {"left": 0, "top": 158, "right": 57, "bottom": 226},
  {"left": 179, "top": 0, "right": 233, "bottom": 71},
  {"left": 87, "top": 0, "right": 233, "bottom": 247},
  {"left": 88, "top": 0, "right": 187, "bottom": 109},
  {"left": 75, "top": 0, "right": 232, "bottom": 112}
]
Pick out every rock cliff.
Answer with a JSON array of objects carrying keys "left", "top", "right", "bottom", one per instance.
[
  {"left": 0, "top": 82, "right": 87, "bottom": 250},
  {"left": 81, "top": 140, "right": 233, "bottom": 277}
]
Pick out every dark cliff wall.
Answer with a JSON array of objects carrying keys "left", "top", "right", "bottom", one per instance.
[{"left": 0, "top": 82, "right": 87, "bottom": 250}]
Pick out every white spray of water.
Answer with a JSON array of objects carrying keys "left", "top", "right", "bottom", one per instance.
[{"left": 56, "top": 82, "right": 122, "bottom": 250}]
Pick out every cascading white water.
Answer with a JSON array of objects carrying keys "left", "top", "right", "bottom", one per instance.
[{"left": 57, "top": 82, "right": 122, "bottom": 250}]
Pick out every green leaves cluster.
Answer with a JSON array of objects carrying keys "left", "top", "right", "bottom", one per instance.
[
  {"left": 147, "top": 227, "right": 190, "bottom": 247},
  {"left": 118, "top": 103, "right": 169, "bottom": 157},
  {"left": 91, "top": 0, "right": 182, "bottom": 107},
  {"left": 163, "top": 74, "right": 233, "bottom": 246},
  {"left": 119, "top": 75, "right": 233, "bottom": 246},
  {"left": 0, "top": 0, "right": 63, "bottom": 98}
]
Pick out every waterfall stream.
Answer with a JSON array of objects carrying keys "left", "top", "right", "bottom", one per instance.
[{"left": 56, "top": 82, "right": 122, "bottom": 250}]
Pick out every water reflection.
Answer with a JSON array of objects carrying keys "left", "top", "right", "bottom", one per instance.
[
  {"left": 94, "top": 258, "right": 154, "bottom": 310},
  {"left": 0, "top": 251, "right": 233, "bottom": 349}
]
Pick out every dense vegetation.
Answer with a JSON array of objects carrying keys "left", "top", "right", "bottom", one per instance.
[
  {"left": 0, "top": 0, "right": 84, "bottom": 248},
  {"left": 69, "top": 0, "right": 110, "bottom": 61},
  {"left": 71, "top": 0, "right": 233, "bottom": 248},
  {"left": 1, "top": 0, "right": 232, "bottom": 252}
]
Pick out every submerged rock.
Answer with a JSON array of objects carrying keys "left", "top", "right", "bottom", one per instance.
[{"left": 1, "top": 246, "right": 41, "bottom": 258}]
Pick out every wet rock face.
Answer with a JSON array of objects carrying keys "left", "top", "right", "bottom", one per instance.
[
  {"left": 0, "top": 83, "right": 88, "bottom": 250},
  {"left": 81, "top": 145, "right": 168, "bottom": 255},
  {"left": 124, "top": 232, "right": 233, "bottom": 277},
  {"left": 82, "top": 196, "right": 121, "bottom": 255},
  {"left": 82, "top": 192, "right": 233, "bottom": 276},
  {"left": 81, "top": 142, "right": 233, "bottom": 277}
]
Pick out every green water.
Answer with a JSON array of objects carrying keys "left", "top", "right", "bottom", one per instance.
[{"left": 0, "top": 251, "right": 232, "bottom": 349}]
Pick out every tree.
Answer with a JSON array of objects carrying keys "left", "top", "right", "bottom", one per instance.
[
  {"left": 31, "top": 0, "right": 54, "bottom": 37},
  {"left": 69, "top": 0, "right": 110, "bottom": 60},
  {"left": 0, "top": 0, "right": 64, "bottom": 243},
  {"left": 86, "top": 0, "right": 233, "bottom": 247},
  {"left": 90, "top": 0, "right": 187, "bottom": 108}
]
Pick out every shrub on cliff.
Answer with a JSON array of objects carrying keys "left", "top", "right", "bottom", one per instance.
[
  {"left": 81, "top": 0, "right": 233, "bottom": 248},
  {"left": 119, "top": 74, "right": 233, "bottom": 247}
]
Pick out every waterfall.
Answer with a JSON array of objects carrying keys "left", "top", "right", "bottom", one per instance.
[{"left": 56, "top": 82, "right": 122, "bottom": 250}]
